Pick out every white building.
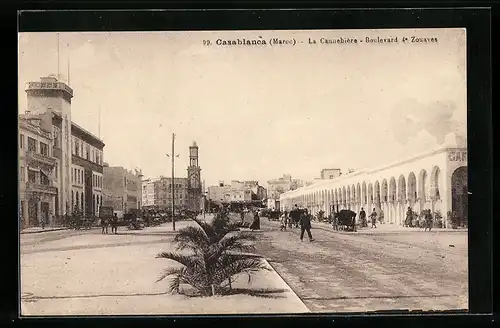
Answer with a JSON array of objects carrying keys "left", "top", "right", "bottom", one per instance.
[
  {"left": 280, "top": 134, "right": 467, "bottom": 228},
  {"left": 19, "top": 115, "right": 57, "bottom": 228}
]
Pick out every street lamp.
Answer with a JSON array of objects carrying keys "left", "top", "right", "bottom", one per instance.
[{"left": 166, "top": 133, "right": 180, "bottom": 231}]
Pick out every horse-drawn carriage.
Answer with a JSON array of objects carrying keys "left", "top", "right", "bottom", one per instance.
[
  {"left": 267, "top": 210, "right": 281, "bottom": 221},
  {"left": 69, "top": 209, "right": 95, "bottom": 230},
  {"left": 123, "top": 209, "right": 144, "bottom": 230},
  {"left": 333, "top": 210, "right": 357, "bottom": 232}
]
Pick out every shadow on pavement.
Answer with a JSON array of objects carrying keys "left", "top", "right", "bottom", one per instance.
[
  {"left": 22, "top": 291, "right": 171, "bottom": 302},
  {"left": 180, "top": 287, "right": 288, "bottom": 299}
]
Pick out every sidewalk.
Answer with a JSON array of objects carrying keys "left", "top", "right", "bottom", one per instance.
[
  {"left": 21, "top": 227, "right": 69, "bottom": 234},
  {"left": 310, "top": 220, "right": 467, "bottom": 234}
]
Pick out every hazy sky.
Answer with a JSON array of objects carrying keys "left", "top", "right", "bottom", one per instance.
[{"left": 18, "top": 29, "right": 466, "bottom": 187}]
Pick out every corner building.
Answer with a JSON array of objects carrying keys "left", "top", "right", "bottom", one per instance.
[
  {"left": 23, "top": 76, "right": 105, "bottom": 219},
  {"left": 280, "top": 137, "right": 468, "bottom": 229}
]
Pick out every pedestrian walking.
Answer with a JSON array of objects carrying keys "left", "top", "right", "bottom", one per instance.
[
  {"left": 101, "top": 216, "right": 108, "bottom": 234},
  {"left": 405, "top": 207, "right": 413, "bottom": 227},
  {"left": 359, "top": 207, "right": 367, "bottom": 227},
  {"left": 240, "top": 210, "right": 245, "bottom": 223},
  {"left": 299, "top": 209, "right": 314, "bottom": 242},
  {"left": 249, "top": 210, "right": 260, "bottom": 231},
  {"left": 289, "top": 204, "right": 301, "bottom": 229},
  {"left": 424, "top": 209, "right": 433, "bottom": 232},
  {"left": 111, "top": 213, "right": 119, "bottom": 234},
  {"left": 369, "top": 208, "right": 377, "bottom": 228},
  {"left": 280, "top": 212, "right": 288, "bottom": 231}
]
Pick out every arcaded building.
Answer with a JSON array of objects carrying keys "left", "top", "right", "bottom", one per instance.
[{"left": 280, "top": 134, "right": 468, "bottom": 228}]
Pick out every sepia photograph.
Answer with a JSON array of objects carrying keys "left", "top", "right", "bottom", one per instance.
[{"left": 18, "top": 28, "right": 468, "bottom": 315}]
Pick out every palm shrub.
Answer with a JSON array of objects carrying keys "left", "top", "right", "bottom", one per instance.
[
  {"left": 156, "top": 212, "right": 270, "bottom": 296},
  {"left": 433, "top": 210, "right": 443, "bottom": 228}
]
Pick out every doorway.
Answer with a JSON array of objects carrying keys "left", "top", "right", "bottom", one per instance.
[
  {"left": 451, "top": 166, "right": 468, "bottom": 226},
  {"left": 41, "top": 202, "right": 50, "bottom": 225}
]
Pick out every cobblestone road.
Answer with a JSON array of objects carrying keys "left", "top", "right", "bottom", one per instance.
[{"left": 254, "top": 219, "right": 468, "bottom": 313}]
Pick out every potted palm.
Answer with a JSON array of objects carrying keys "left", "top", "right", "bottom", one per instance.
[
  {"left": 433, "top": 210, "right": 443, "bottom": 228},
  {"left": 156, "top": 213, "right": 270, "bottom": 296},
  {"left": 447, "top": 211, "right": 459, "bottom": 229}
]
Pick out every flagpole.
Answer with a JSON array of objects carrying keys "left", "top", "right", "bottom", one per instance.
[
  {"left": 57, "top": 33, "right": 60, "bottom": 80},
  {"left": 67, "top": 43, "right": 70, "bottom": 85}
]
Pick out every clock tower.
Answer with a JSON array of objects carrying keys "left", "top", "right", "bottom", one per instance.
[{"left": 187, "top": 141, "right": 202, "bottom": 212}]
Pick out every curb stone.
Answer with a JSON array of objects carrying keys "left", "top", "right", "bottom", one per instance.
[
  {"left": 263, "top": 259, "right": 311, "bottom": 313},
  {"left": 21, "top": 228, "right": 69, "bottom": 234}
]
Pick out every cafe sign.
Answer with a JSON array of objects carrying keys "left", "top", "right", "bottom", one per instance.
[{"left": 448, "top": 150, "right": 467, "bottom": 162}]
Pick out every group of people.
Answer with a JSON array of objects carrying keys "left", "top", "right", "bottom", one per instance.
[
  {"left": 239, "top": 207, "right": 262, "bottom": 231},
  {"left": 279, "top": 205, "right": 315, "bottom": 242},
  {"left": 404, "top": 207, "right": 434, "bottom": 231},
  {"left": 100, "top": 213, "right": 119, "bottom": 234},
  {"left": 358, "top": 207, "right": 379, "bottom": 228}
]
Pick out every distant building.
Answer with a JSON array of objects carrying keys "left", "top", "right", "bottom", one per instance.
[
  {"left": 103, "top": 165, "right": 143, "bottom": 213},
  {"left": 142, "top": 178, "right": 156, "bottom": 207},
  {"left": 267, "top": 174, "right": 303, "bottom": 201},
  {"left": 141, "top": 142, "right": 202, "bottom": 212},
  {"left": 320, "top": 168, "right": 341, "bottom": 180},
  {"left": 207, "top": 180, "right": 267, "bottom": 206}
]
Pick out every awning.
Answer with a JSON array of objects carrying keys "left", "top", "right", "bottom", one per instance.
[{"left": 39, "top": 169, "right": 53, "bottom": 179}]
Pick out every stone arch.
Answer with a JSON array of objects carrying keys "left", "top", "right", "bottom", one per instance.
[
  {"left": 419, "top": 169, "right": 428, "bottom": 204},
  {"left": 407, "top": 172, "right": 417, "bottom": 205},
  {"left": 452, "top": 166, "right": 468, "bottom": 223},
  {"left": 374, "top": 181, "right": 381, "bottom": 205},
  {"left": 398, "top": 174, "right": 406, "bottom": 203},
  {"left": 381, "top": 179, "right": 388, "bottom": 203},
  {"left": 362, "top": 182, "right": 367, "bottom": 204},
  {"left": 356, "top": 183, "right": 361, "bottom": 204},
  {"left": 351, "top": 184, "right": 356, "bottom": 204},
  {"left": 71, "top": 190, "right": 74, "bottom": 209},
  {"left": 389, "top": 177, "right": 397, "bottom": 203},
  {"left": 334, "top": 189, "right": 338, "bottom": 205},
  {"left": 346, "top": 186, "right": 351, "bottom": 206},
  {"left": 430, "top": 166, "right": 442, "bottom": 200},
  {"left": 75, "top": 191, "right": 79, "bottom": 209},
  {"left": 367, "top": 183, "right": 373, "bottom": 203},
  {"left": 342, "top": 186, "right": 347, "bottom": 205}
]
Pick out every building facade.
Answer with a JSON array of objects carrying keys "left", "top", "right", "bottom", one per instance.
[
  {"left": 140, "top": 142, "right": 203, "bottom": 212},
  {"left": 280, "top": 136, "right": 468, "bottom": 229},
  {"left": 207, "top": 180, "right": 267, "bottom": 205},
  {"left": 19, "top": 115, "right": 58, "bottom": 228},
  {"left": 103, "top": 165, "right": 143, "bottom": 213},
  {"left": 320, "top": 168, "right": 341, "bottom": 180},
  {"left": 21, "top": 76, "right": 105, "bottom": 224},
  {"left": 141, "top": 178, "right": 156, "bottom": 207},
  {"left": 266, "top": 174, "right": 303, "bottom": 209}
]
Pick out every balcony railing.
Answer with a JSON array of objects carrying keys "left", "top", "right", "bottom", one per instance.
[
  {"left": 26, "top": 151, "right": 57, "bottom": 166},
  {"left": 25, "top": 182, "right": 57, "bottom": 195}
]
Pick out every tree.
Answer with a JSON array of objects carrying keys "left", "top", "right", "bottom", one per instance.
[{"left": 156, "top": 212, "right": 270, "bottom": 296}]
